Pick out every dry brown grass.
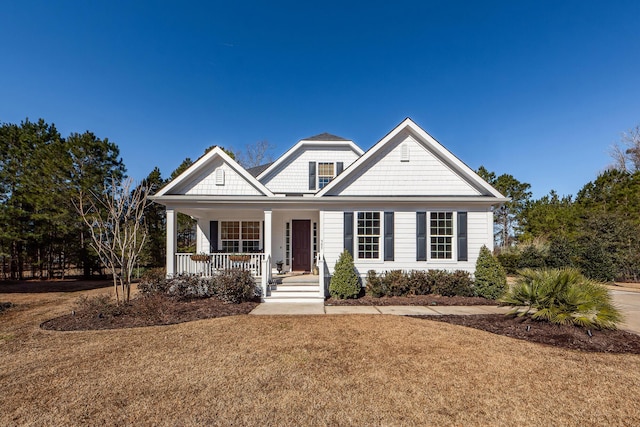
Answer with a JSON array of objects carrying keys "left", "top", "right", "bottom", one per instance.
[{"left": 2, "top": 288, "right": 640, "bottom": 426}]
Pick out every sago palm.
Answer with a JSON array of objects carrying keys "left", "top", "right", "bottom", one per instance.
[{"left": 500, "top": 268, "right": 622, "bottom": 329}]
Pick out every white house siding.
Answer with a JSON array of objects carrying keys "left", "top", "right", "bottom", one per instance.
[
  {"left": 172, "top": 157, "right": 263, "bottom": 196},
  {"left": 261, "top": 146, "right": 360, "bottom": 194},
  {"left": 320, "top": 208, "right": 492, "bottom": 279},
  {"left": 328, "top": 134, "right": 481, "bottom": 196}
]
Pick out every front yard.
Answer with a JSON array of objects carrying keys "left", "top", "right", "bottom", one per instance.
[{"left": 1, "top": 284, "right": 640, "bottom": 425}]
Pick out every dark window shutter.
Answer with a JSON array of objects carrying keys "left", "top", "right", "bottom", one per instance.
[
  {"left": 344, "top": 212, "right": 354, "bottom": 256},
  {"left": 336, "top": 162, "right": 344, "bottom": 175},
  {"left": 384, "top": 212, "right": 394, "bottom": 261},
  {"left": 416, "top": 212, "right": 426, "bottom": 261},
  {"left": 210, "top": 221, "right": 218, "bottom": 252},
  {"left": 457, "top": 212, "right": 468, "bottom": 261},
  {"left": 309, "top": 162, "right": 316, "bottom": 190}
]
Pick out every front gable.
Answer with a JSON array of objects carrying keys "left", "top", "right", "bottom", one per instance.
[
  {"left": 155, "top": 147, "right": 273, "bottom": 197},
  {"left": 318, "top": 118, "right": 504, "bottom": 198},
  {"left": 257, "top": 135, "right": 363, "bottom": 194}
]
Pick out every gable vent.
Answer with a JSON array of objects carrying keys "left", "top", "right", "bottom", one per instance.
[
  {"left": 215, "top": 168, "right": 225, "bottom": 185},
  {"left": 401, "top": 143, "right": 410, "bottom": 162}
]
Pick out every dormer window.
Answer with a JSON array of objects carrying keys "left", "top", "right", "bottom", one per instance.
[
  {"left": 309, "top": 161, "right": 344, "bottom": 191},
  {"left": 318, "top": 162, "right": 335, "bottom": 189}
]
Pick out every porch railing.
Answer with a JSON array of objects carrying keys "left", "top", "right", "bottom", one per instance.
[{"left": 175, "top": 253, "right": 265, "bottom": 277}]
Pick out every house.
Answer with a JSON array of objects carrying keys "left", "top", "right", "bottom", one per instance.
[{"left": 152, "top": 118, "right": 507, "bottom": 301}]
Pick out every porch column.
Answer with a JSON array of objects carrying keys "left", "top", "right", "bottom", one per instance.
[
  {"left": 166, "top": 208, "right": 177, "bottom": 276},
  {"left": 263, "top": 209, "right": 272, "bottom": 260}
]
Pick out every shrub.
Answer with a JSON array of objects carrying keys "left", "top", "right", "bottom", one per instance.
[
  {"left": 497, "top": 252, "right": 520, "bottom": 274},
  {"left": 431, "top": 270, "right": 475, "bottom": 297},
  {"left": 74, "top": 294, "right": 123, "bottom": 317},
  {"left": 381, "top": 270, "right": 408, "bottom": 296},
  {"left": 138, "top": 267, "right": 169, "bottom": 295},
  {"left": 406, "top": 270, "right": 431, "bottom": 295},
  {"left": 518, "top": 245, "right": 546, "bottom": 269},
  {"left": 164, "top": 274, "right": 214, "bottom": 300},
  {"left": 546, "top": 236, "right": 575, "bottom": 268},
  {"left": 365, "top": 270, "right": 384, "bottom": 297},
  {"left": 500, "top": 268, "right": 622, "bottom": 329},
  {"left": 474, "top": 245, "right": 507, "bottom": 299},
  {"left": 214, "top": 269, "right": 260, "bottom": 303},
  {"left": 329, "top": 250, "right": 361, "bottom": 299}
]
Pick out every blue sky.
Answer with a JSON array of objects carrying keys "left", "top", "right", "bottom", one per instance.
[{"left": 2, "top": 0, "right": 639, "bottom": 198}]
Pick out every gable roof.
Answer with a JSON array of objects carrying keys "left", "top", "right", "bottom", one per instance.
[
  {"left": 155, "top": 146, "right": 274, "bottom": 197},
  {"left": 316, "top": 117, "right": 506, "bottom": 199},
  {"left": 246, "top": 162, "right": 274, "bottom": 177},
  {"left": 256, "top": 137, "right": 364, "bottom": 181},
  {"left": 304, "top": 132, "right": 349, "bottom": 141}
]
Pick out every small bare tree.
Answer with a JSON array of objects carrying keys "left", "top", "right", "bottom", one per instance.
[
  {"left": 237, "top": 140, "right": 274, "bottom": 168},
  {"left": 609, "top": 125, "right": 640, "bottom": 172},
  {"left": 75, "top": 177, "right": 150, "bottom": 304}
]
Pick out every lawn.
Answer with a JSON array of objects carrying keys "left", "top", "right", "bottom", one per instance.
[{"left": 1, "top": 285, "right": 640, "bottom": 426}]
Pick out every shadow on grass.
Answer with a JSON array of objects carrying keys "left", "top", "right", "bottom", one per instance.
[{"left": 0, "top": 279, "right": 113, "bottom": 294}]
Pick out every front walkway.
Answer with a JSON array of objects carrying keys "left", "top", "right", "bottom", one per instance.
[{"left": 249, "top": 303, "right": 511, "bottom": 316}]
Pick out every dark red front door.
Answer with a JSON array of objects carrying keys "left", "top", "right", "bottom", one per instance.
[{"left": 292, "top": 220, "right": 311, "bottom": 272}]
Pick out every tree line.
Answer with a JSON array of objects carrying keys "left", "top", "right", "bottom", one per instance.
[
  {"left": 0, "top": 118, "right": 271, "bottom": 280},
  {"left": 2, "top": 116, "right": 638, "bottom": 282},
  {"left": 481, "top": 124, "right": 640, "bottom": 282}
]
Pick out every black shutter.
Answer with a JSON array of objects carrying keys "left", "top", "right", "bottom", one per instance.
[
  {"left": 336, "top": 162, "right": 344, "bottom": 175},
  {"left": 457, "top": 212, "right": 468, "bottom": 261},
  {"left": 344, "top": 212, "right": 354, "bottom": 256},
  {"left": 210, "top": 221, "right": 218, "bottom": 252},
  {"left": 384, "top": 212, "right": 394, "bottom": 261},
  {"left": 309, "top": 162, "right": 316, "bottom": 190},
  {"left": 416, "top": 212, "right": 426, "bottom": 261}
]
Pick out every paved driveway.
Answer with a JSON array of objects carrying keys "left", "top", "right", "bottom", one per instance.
[{"left": 610, "top": 289, "right": 640, "bottom": 334}]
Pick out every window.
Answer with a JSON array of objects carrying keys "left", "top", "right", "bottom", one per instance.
[
  {"left": 220, "top": 221, "right": 261, "bottom": 253},
  {"left": 241, "top": 221, "right": 260, "bottom": 252},
  {"left": 285, "top": 222, "right": 290, "bottom": 265},
  {"left": 357, "top": 212, "right": 380, "bottom": 259},
  {"left": 313, "top": 222, "right": 318, "bottom": 262},
  {"left": 317, "top": 162, "right": 335, "bottom": 189},
  {"left": 430, "top": 212, "right": 453, "bottom": 259}
]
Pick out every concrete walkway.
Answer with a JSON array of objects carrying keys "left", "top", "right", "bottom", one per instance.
[
  {"left": 249, "top": 303, "right": 511, "bottom": 316},
  {"left": 250, "top": 290, "right": 640, "bottom": 336}
]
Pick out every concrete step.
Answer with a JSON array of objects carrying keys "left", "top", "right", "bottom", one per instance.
[
  {"left": 263, "top": 296, "right": 325, "bottom": 303},
  {"left": 271, "top": 284, "right": 318, "bottom": 292}
]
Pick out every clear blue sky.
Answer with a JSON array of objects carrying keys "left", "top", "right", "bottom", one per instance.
[{"left": 2, "top": 0, "right": 639, "bottom": 198}]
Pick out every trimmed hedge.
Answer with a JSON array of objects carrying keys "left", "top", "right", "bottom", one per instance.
[{"left": 365, "top": 269, "right": 475, "bottom": 298}]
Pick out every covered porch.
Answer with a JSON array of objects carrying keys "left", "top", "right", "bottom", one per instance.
[{"left": 164, "top": 203, "right": 327, "bottom": 300}]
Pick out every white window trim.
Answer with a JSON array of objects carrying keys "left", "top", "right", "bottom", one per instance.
[
  {"left": 317, "top": 161, "right": 337, "bottom": 190},
  {"left": 354, "top": 210, "right": 383, "bottom": 262},
  {"left": 427, "top": 210, "right": 457, "bottom": 262},
  {"left": 218, "top": 220, "right": 263, "bottom": 253}
]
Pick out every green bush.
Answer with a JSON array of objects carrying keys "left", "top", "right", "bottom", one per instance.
[
  {"left": 365, "top": 270, "right": 384, "bottom": 297},
  {"left": 214, "top": 269, "right": 260, "bottom": 303},
  {"left": 545, "top": 236, "right": 575, "bottom": 268},
  {"left": 474, "top": 245, "right": 507, "bottom": 299},
  {"left": 500, "top": 268, "right": 622, "bottom": 329},
  {"left": 431, "top": 270, "right": 475, "bottom": 297},
  {"left": 497, "top": 252, "right": 520, "bottom": 274},
  {"left": 518, "top": 245, "right": 546, "bottom": 269},
  {"left": 329, "top": 250, "right": 361, "bottom": 299}
]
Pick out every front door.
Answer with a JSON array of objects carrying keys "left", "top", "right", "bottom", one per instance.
[{"left": 292, "top": 220, "right": 311, "bottom": 272}]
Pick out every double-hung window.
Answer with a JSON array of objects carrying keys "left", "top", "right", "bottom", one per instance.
[
  {"left": 220, "top": 221, "right": 261, "bottom": 252},
  {"left": 357, "top": 212, "right": 380, "bottom": 259},
  {"left": 317, "top": 162, "right": 335, "bottom": 189},
  {"left": 430, "top": 212, "right": 453, "bottom": 259}
]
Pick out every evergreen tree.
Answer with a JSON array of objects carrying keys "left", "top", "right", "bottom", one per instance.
[
  {"left": 329, "top": 250, "right": 360, "bottom": 299},
  {"left": 474, "top": 245, "right": 507, "bottom": 299}
]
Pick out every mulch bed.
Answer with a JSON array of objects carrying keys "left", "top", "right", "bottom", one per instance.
[
  {"left": 325, "top": 295, "right": 494, "bottom": 306},
  {"left": 42, "top": 295, "right": 259, "bottom": 331},
  {"left": 413, "top": 314, "right": 640, "bottom": 354}
]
